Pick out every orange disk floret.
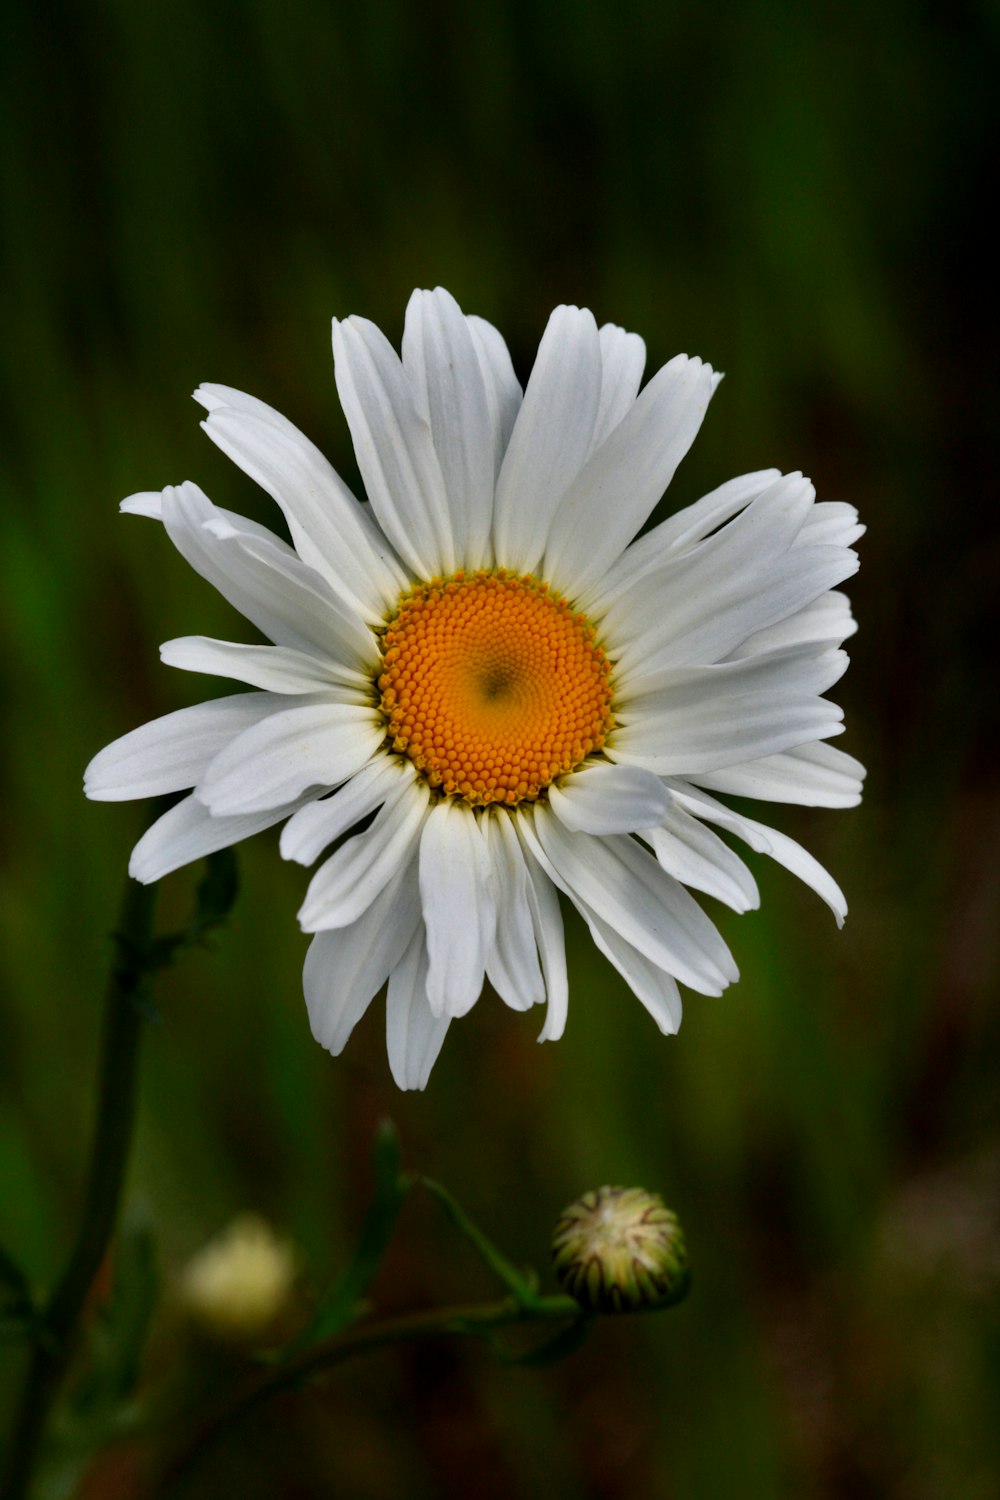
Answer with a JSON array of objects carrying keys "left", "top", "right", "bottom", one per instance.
[{"left": 377, "top": 570, "right": 615, "bottom": 806}]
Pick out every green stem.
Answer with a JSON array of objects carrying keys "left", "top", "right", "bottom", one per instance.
[
  {"left": 154, "top": 1293, "right": 584, "bottom": 1495},
  {"left": 1, "top": 860, "right": 161, "bottom": 1500}
]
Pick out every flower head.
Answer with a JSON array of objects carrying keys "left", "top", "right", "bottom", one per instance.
[
  {"left": 552, "top": 1186, "right": 689, "bottom": 1313},
  {"left": 85, "top": 289, "right": 864, "bottom": 1089}
]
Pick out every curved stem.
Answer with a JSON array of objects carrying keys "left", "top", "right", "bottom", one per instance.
[
  {"left": 1, "top": 863, "right": 160, "bottom": 1500},
  {"left": 155, "top": 1293, "right": 584, "bottom": 1494}
]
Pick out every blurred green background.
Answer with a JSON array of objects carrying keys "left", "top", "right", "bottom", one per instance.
[{"left": 2, "top": 0, "right": 998, "bottom": 1495}]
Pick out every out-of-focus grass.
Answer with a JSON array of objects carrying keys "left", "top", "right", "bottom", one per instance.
[{"left": 1, "top": 1, "right": 997, "bottom": 1496}]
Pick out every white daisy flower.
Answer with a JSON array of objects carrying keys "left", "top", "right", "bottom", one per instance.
[{"left": 85, "top": 288, "right": 864, "bottom": 1090}]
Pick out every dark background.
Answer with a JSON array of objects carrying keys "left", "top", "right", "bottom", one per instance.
[{"left": 1, "top": 1, "right": 998, "bottom": 1496}]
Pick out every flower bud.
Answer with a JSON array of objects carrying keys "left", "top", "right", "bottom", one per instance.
[
  {"left": 552, "top": 1186, "right": 689, "bottom": 1314},
  {"left": 178, "top": 1214, "right": 299, "bottom": 1343}
]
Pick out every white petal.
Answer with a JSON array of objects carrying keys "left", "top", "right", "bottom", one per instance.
[
  {"left": 591, "top": 324, "right": 646, "bottom": 450},
  {"left": 643, "top": 467, "right": 784, "bottom": 556},
  {"left": 492, "top": 305, "right": 602, "bottom": 574},
  {"left": 120, "top": 491, "right": 164, "bottom": 518},
  {"left": 522, "top": 814, "right": 685, "bottom": 1034},
  {"left": 798, "top": 501, "right": 865, "bottom": 549},
  {"left": 195, "top": 386, "right": 406, "bottom": 618},
  {"left": 482, "top": 812, "right": 545, "bottom": 1012},
  {"left": 298, "top": 780, "right": 431, "bottom": 931},
  {"left": 612, "top": 706, "right": 843, "bottom": 777},
  {"left": 303, "top": 857, "right": 423, "bottom": 1055},
  {"left": 197, "top": 701, "right": 383, "bottom": 815},
  {"left": 201, "top": 513, "right": 376, "bottom": 667},
  {"left": 691, "top": 741, "right": 866, "bottom": 807},
  {"left": 525, "top": 808, "right": 737, "bottom": 996},
  {"left": 644, "top": 800, "right": 760, "bottom": 913},
  {"left": 582, "top": 908, "right": 684, "bottom": 1034},
  {"left": 386, "top": 928, "right": 451, "bottom": 1090},
  {"left": 548, "top": 762, "right": 670, "bottom": 835},
  {"left": 580, "top": 469, "right": 780, "bottom": 613},
  {"left": 622, "top": 638, "right": 849, "bottom": 706},
  {"left": 615, "top": 542, "right": 859, "bottom": 685},
  {"left": 128, "top": 790, "right": 307, "bottom": 884},
  {"left": 160, "top": 637, "right": 367, "bottom": 694},
  {"left": 159, "top": 483, "right": 375, "bottom": 668},
  {"left": 280, "top": 755, "right": 415, "bottom": 865},
  {"left": 670, "top": 782, "right": 848, "bottom": 925},
  {"left": 419, "top": 801, "right": 497, "bottom": 1019},
  {"left": 543, "top": 354, "right": 720, "bottom": 597},
  {"left": 401, "top": 288, "right": 495, "bottom": 568},
  {"left": 513, "top": 825, "right": 569, "bottom": 1041},
  {"left": 84, "top": 693, "right": 284, "bottom": 801},
  {"left": 332, "top": 315, "right": 454, "bottom": 577},
  {"left": 612, "top": 648, "right": 847, "bottom": 773},
  {"left": 726, "top": 590, "right": 857, "bottom": 658},
  {"left": 466, "top": 313, "right": 522, "bottom": 477},
  {"left": 604, "top": 472, "right": 817, "bottom": 654}
]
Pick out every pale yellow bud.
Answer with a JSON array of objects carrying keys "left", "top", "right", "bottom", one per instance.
[
  {"left": 178, "top": 1214, "right": 298, "bottom": 1342},
  {"left": 552, "top": 1186, "right": 689, "bottom": 1314}
]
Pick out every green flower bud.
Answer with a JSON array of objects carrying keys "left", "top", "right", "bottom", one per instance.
[{"left": 551, "top": 1186, "right": 689, "bottom": 1314}]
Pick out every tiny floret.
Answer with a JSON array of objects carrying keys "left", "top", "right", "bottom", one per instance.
[
  {"left": 551, "top": 1186, "right": 689, "bottom": 1313},
  {"left": 378, "top": 570, "right": 613, "bottom": 804}
]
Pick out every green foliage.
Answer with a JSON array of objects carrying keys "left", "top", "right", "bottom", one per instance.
[
  {"left": 0, "top": 1248, "right": 36, "bottom": 1346},
  {"left": 138, "top": 846, "right": 240, "bottom": 985},
  {"left": 419, "top": 1176, "right": 541, "bottom": 1310},
  {"left": 297, "top": 1119, "right": 412, "bottom": 1345},
  {"left": 78, "top": 1222, "right": 160, "bottom": 1417}
]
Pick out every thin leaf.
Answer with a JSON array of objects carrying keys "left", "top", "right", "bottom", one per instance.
[
  {"left": 133, "top": 847, "right": 241, "bottom": 977},
  {"left": 189, "top": 846, "right": 240, "bottom": 939},
  {"left": 69, "top": 1220, "right": 160, "bottom": 1424},
  {"left": 505, "top": 1313, "right": 595, "bottom": 1366},
  {"left": 0, "top": 1244, "right": 31, "bottom": 1303},
  {"left": 0, "top": 1244, "right": 35, "bottom": 1339},
  {"left": 419, "top": 1177, "right": 540, "bottom": 1308},
  {"left": 97, "top": 1220, "right": 160, "bottom": 1402},
  {"left": 297, "top": 1119, "right": 411, "bottom": 1347}
]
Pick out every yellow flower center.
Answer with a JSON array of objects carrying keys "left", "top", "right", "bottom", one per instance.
[{"left": 377, "top": 570, "right": 615, "bottom": 806}]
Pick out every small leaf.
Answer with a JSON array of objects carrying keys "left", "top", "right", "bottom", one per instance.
[
  {"left": 134, "top": 848, "right": 242, "bottom": 978},
  {"left": 419, "top": 1177, "right": 540, "bottom": 1308},
  {"left": 0, "top": 1244, "right": 34, "bottom": 1333},
  {"left": 370, "top": 1117, "right": 404, "bottom": 1195},
  {"left": 73, "top": 1220, "right": 160, "bottom": 1416},
  {"left": 0, "top": 1243, "right": 31, "bottom": 1299},
  {"left": 24, "top": 1225, "right": 160, "bottom": 1495},
  {"left": 190, "top": 847, "right": 240, "bottom": 938},
  {"left": 100, "top": 1220, "right": 160, "bottom": 1401},
  {"left": 506, "top": 1313, "right": 595, "bottom": 1366},
  {"left": 296, "top": 1120, "right": 411, "bottom": 1348}
]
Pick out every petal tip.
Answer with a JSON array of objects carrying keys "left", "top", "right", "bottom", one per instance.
[
  {"left": 192, "top": 385, "right": 220, "bottom": 413},
  {"left": 127, "top": 855, "right": 157, "bottom": 886},
  {"left": 120, "top": 491, "right": 163, "bottom": 519}
]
